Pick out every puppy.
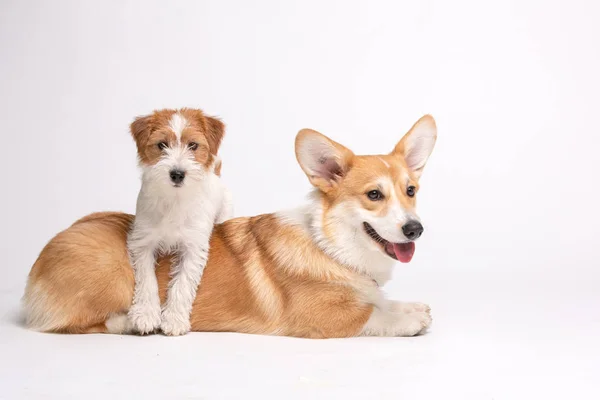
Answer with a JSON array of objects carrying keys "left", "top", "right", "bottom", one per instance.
[{"left": 126, "top": 108, "right": 233, "bottom": 336}]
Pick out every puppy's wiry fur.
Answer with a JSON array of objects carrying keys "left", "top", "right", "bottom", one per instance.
[
  {"left": 23, "top": 115, "right": 436, "bottom": 338},
  {"left": 127, "top": 108, "right": 233, "bottom": 336}
]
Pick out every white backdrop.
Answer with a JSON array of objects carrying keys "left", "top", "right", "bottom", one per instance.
[{"left": 1, "top": 1, "right": 599, "bottom": 399}]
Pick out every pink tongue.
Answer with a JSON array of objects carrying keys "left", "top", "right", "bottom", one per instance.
[{"left": 393, "top": 242, "right": 416, "bottom": 263}]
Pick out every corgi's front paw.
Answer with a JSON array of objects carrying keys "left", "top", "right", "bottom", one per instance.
[
  {"left": 128, "top": 303, "right": 161, "bottom": 335},
  {"left": 400, "top": 311, "right": 432, "bottom": 336},
  {"left": 160, "top": 309, "right": 191, "bottom": 336},
  {"left": 390, "top": 301, "right": 431, "bottom": 315}
]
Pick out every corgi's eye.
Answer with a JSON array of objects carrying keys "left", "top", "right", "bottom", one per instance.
[
  {"left": 188, "top": 142, "right": 199, "bottom": 151},
  {"left": 157, "top": 142, "right": 168, "bottom": 151},
  {"left": 367, "top": 190, "right": 384, "bottom": 201},
  {"left": 407, "top": 186, "right": 416, "bottom": 197}
]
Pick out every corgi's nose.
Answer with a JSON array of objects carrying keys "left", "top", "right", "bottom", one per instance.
[
  {"left": 169, "top": 169, "right": 185, "bottom": 184},
  {"left": 402, "top": 221, "right": 423, "bottom": 240}
]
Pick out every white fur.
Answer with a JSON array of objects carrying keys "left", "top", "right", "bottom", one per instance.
[
  {"left": 105, "top": 313, "right": 134, "bottom": 334},
  {"left": 216, "top": 184, "right": 234, "bottom": 224},
  {"left": 21, "top": 281, "right": 65, "bottom": 332},
  {"left": 168, "top": 113, "right": 188, "bottom": 140},
  {"left": 361, "top": 302, "right": 431, "bottom": 336},
  {"left": 128, "top": 113, "right": 233, "bottom": 336}
]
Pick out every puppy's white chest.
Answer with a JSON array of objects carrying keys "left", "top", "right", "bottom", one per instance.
[
  {"left": 154, "top": 208, "right": 191, "bottom": 236},
  {"left": 135, "top": 177, "right": 222, "bottom": 249}
]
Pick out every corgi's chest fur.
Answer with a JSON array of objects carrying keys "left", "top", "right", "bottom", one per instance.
[{"left": 133, "top": 172, "right": 223, "bottom": 251}]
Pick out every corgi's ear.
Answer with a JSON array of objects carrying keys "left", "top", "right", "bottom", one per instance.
[
  {"left": 393, "top": 115, "right": 437, "bottom": 179},
  {"left": 295, "top": 129, "right": 354, "bottom": 192}
]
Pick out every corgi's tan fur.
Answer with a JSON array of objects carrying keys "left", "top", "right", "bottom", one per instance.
[{"left": 23, "top": 115, "right": 437, "bottom": 338}]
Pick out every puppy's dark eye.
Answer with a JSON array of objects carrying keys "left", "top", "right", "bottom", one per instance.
[
  {"left": 367, "top": 190, "right": 384, "bottom": 201},
  {"left": 188, "top": 142, "right": 199, "bottom": 151},
  {"left": 407, "top": 186, "right": 416, "bottom": 197},
  {"left": 157, "top": 142, "right": 168, "bottom": 151}
]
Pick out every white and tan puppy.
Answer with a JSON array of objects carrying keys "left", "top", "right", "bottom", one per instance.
[
  {"left": 127, "top": 108, "right": 232, "bottom": 336},
  {"left": 23, "top": 115, "right": 436, "bottom": 338}
]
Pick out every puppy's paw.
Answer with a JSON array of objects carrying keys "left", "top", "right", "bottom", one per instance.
[
  {"left": 396, "top": 312, "right": 432, "bottom": 336},
  {"left": 160, "top": 309, "right": 191, "bottom": 336},
  {"left": 128, "top": 304, "right": 161, "bottom": 335},
  {"left": 390, "top": 301, "right": 431, "bottom": 315}
]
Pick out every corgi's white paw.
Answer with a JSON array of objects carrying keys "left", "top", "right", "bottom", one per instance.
[
  {"left": 160, "top": 309, "right": 191, "bottom": 336},
  {"left": 128, "top": 303, "right": 161, "bottom": 335},
  {"left": 390, "top": 301, "right": 431, "bottom": 315},
  {"left": 396, "top": 312, "right": 432, "bottom": 336}
]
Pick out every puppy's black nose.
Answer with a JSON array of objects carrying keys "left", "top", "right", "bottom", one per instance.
[
  {"left": 402, "top": 221, "right": 424, "bottom": 240},
  {"left": 169, "top": 169, "right": 185, "bottom": 184}
]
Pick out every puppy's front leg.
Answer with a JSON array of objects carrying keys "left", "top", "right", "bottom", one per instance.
[
  {"left": 361, "top": 303, "right": 432, "bottom": 337},
  {"left": 128, "top": 246, "right": 162, "bottom": 334},
  {"left": 160, "top": 243, "right": 209, "bottom": 336}
]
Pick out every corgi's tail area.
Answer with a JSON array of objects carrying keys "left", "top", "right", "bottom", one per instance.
[
  {"left": 22, "top": 272, "right": 134, "bottom": 334},
  {"left": 21, "top": 277, "right": 70, "bottom": 333},
  {"left": 22, "top": 212, "right": 137, "bottom": 334}
]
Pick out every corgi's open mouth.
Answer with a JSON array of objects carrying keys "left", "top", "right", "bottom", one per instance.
[{"left": 363, "top": 222, "right": 415, "bottom": 263}]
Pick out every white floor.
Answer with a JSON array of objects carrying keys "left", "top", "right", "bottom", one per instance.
[
  {"left": 1, "top": 267, "right": 597, "bottom": 400},
  {"left": 2, "top": 1, "right": 600, "bottom": 398}
]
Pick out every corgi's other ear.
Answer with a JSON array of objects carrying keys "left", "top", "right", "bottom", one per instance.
[
  {"left": 130, "top": 113, "right": 155, "bottom": 152},
  {"left": 295, "top": 129, "right": 354, "bottom": 192},
  {"left": 393, "top": 115, "right": 437, "bottom": 179}
]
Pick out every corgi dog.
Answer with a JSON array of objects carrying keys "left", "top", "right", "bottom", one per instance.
[
  {"left": 23, "top": 115, "right": 436, "bottom": 338},
  {"left": 127, "top": 108, "right": 233, "bottom": 336}
]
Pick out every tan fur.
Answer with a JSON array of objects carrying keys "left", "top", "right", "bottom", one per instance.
[
  {"left": 331, "top": 154, "right": 418, "bottom": 217},
  {"left": 24, "top": 212, "right": 373, "bottom": 338}
]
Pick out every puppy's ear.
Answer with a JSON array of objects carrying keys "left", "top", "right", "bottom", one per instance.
[
  {"left": 182, "top": 109, "right": 226, "bottom": 154},
  {"left": 210, "top": 155, "right": 223, "bottom": 176},
  {"left": 213, "top": 157, "right": 222, "bottom": 177},
  {"left": 295, "top": 129, "right": 354, "bottom": 193},
  {"left": 205, "top": 116, "right": 225, "bottom": 154},
  {"left": 392, "top": 115, "right": 437, "bottom": 180},
  {"left": 130, "top": 114, "right": 155, "bottom": 150}
]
